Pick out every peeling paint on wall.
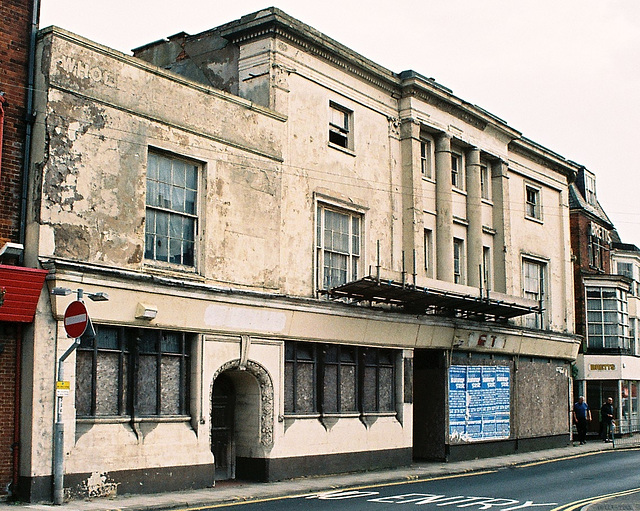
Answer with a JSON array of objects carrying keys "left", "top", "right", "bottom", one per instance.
[
  {"left": 43, "top": 101, "right": 106, "bottom": 210},
  {"left": 71, "top": 472, "right": 119, "bottom": 500}
]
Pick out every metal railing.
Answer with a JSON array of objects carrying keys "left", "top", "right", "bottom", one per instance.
[{"left": 613, "top": 416, "right": 640, "bottom": 448}]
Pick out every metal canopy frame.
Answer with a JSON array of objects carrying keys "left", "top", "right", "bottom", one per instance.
[{"left": 324, "top": 276, "right": 541, "bottom": 321}]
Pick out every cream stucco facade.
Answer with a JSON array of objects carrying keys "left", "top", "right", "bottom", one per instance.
[{"left": 20, "top": 9, "right": 581, "bottom": 502}]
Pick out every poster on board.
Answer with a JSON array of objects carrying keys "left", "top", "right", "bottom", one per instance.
[{"left": 448, "top": 365, "right": 510, "bottom": 442}]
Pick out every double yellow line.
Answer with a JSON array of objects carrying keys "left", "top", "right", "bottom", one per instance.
[{"left": 550, "top": 487, "right": 640, "bottom": 511}]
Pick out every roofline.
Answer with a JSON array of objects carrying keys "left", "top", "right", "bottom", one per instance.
[
  {"left": 510, "top": 137, "right": 579, "bottom": 183},
  {"left": 53, "top": 9, "right": 583, "bottom": 184},
  {"left": 215, "top": 8, "right": 580, "bottom": 181}
]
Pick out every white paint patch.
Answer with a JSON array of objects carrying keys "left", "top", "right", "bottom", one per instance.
[
  {"left": 204, "top": 303, "right": 287, "bottom": 333},
  {"left": 80, "top": 471, "right": 118, "bottom": 498},
  {"left": 67, "top": 121, "right": 81, "bottom": 141}
]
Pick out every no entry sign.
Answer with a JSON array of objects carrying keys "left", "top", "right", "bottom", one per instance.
[{"left": 63, "top": 300, "right": 88, "bottom": 338}]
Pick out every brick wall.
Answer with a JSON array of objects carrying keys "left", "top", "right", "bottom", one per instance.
[
  {"left": 0, "top": 0, "right": 35, "bottom": 495},
  {"left": 0, "top": 326, "right": 17, "bottom": 494},
  {"left": 0, "top": 0, "right": 34, "bottom": 245},
  {"left": 570, "top": 212, "right": 612, "bottom": 339}
]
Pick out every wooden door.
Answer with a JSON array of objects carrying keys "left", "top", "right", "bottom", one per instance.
[{"left": 212, "top": 373, "right": 236, "bottom": 480}]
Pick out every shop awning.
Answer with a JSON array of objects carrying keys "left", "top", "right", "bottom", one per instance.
[
  {"left": 0, "top": 264, "right": 48, "bottom": 323},
  {"left": 325, "top": 276, "right": 541, "bottom": 321}
]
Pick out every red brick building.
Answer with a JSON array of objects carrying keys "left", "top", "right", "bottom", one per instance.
[
  {"left": 0, "top": 0, "right": 47, "bottom": 496},
  {"left": 569, "top": 167, "right": 639, "bottom": 436},
  {"left": 569, "top": 180, "right": 614, "bottom": 343}
]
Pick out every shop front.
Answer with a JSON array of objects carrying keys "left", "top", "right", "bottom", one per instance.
[
  {"left": 574, "top": 354, "right": 640, "bottom": 436},
  {"left": 0, "top": 264, "right": 48, "bottom": 495}
]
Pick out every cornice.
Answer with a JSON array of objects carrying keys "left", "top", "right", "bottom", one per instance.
[
  {"left": 401, "top": 83, "right": 488, "bottom": 131},
  {"left": 509, "top": 137, "right": 578, "bottom": 183},
  {"left": 219, "top": 10, "right": 400, "bottom": 96}
]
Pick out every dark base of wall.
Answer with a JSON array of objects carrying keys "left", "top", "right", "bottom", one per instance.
[
  {"left": 445, "top": 434, "right": 570, "bottom": 462},
  {"left": 16, "top": 475, "right": 51, "bottom": 504},
  {"left": 16, "top": 463, "right": 215, "bottom": 503},
  {"left": 238, "top": 447, "right": 413, "bottom": 482}
]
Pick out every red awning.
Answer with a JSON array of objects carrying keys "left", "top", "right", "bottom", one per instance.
[{"left": 0, "top": 264, "right": 48, "bottom": 323}]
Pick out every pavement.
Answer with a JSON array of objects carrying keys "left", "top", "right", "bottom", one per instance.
[{"left": 0, "top": 439, "right": 638, "bottom": 511}]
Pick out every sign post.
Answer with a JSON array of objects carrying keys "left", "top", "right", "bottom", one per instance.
[{"left": 52, "top": 288, "right": 107, "bottom": 505}]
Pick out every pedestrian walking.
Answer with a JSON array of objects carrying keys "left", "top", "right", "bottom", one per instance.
[{"left": 573, "top": 395, "right": 591, "bottom": 445}]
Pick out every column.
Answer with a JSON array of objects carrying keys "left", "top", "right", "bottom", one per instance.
[
  {"left": 400, "top": 119, "right": 423, "bottom": 276},
  {"left": 466, "top": 148, "right": 482, "bottom": 288},
  {"left": 491, "top": 158, "right": 512, "bottom": 294},
  {"left": 435, "top": 133, "right": 453, "bottom": 282}
]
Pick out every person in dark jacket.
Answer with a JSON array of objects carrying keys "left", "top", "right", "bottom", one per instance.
[{"left": 600, "top": 397, "right": 615, "bottom": 442}]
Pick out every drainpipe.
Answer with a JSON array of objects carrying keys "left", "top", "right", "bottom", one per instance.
[{"left": 19, "top": 0, "right": 41, "bottom": 265}]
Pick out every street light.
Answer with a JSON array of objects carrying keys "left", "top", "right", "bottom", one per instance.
[
  {"left": 51, "top": 287, "right": 108, "bottom": 505},
  {"left": 50, "top": 287, "right": 71, "bottom": 296},
  {"left": 51, "top": 287, "right": 109, "bottom": 301}
]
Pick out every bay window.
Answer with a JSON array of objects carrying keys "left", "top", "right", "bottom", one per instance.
[{"left": 586, "top": 286, "right": 629, "bottom": 351}]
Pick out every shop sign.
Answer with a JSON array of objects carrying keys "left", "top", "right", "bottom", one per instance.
[
  {"left": 589, "top": 363, "right": 616, "bottom": 371},
  {"left": 468, "top": 332, "right": 506, "bottom": 349},
  {"left": 589, "top": 221, "right": 611, "bottom": 243}
]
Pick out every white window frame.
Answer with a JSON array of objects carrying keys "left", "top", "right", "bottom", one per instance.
[
  {"left": 585, "top": 285, "right": 630, "bottom": 351},
  {"left": 585, "top": 173, "right": 597, "bottom": 206},
  {"left": 525, "top": 184, "right": 542, "bottom": 221},
  {"left": 480, "top": 163, "right": 491, "bottom": 200},
  {"left": 616, "top": 261, "right": 636, "bottom": 296},
  {"left": 145, "top": 150, "right": 199, "bottom": 268},
  {"left": 451, "top": 150, "right": 464, "bottom": 190},
  {"left": 589, "top": 234, "right": 606, "bottom": 270},
  {"left": 522, "top": 257, "right": 547, "bottom": 328},
  {"left": 329, "top": 102, "right": 353, "bottom": 151},
  {"left": 420, "top": 137, "right": 434, "bottom": 179},
  {"left": 483, "top": 246, "right": 492, "bottom": 291},
  {"left": 617, "top": 261, "right": 634, "bottom": 280},
  {"left": 453, "top": 238, "right": 465, "bottom": 284},
  {"left": 424, "top": 228, "right": 433, "bottom": 277},
  {"left": 316, "top": 203, "right": 362, "bottom": 291}
]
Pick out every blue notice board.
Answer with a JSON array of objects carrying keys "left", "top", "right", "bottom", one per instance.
[{"left": 448, "top": 365, "right": 510, "bottom": 442}]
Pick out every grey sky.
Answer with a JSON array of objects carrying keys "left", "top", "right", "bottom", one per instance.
[{"left": 39, "top": 0, "right": 640, "bottom": 245}]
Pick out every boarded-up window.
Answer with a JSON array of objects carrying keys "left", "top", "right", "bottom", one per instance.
[
  {"left": 284, "top": 341, "right": 396, "bottom": 416},
  {"left": 284, "top": 342, "right": 317, "bottom": 414},
  {"left": 75, "top": 326, "right": 190, "bottom": 418},
  {"left": 75, "top": 351, "right": 94, "bottom": 416},
  {"left": 76, "top": 326, "right": 129, "bottom": 417},
  {"left": 362, "top": 348, "right": 395, "bottom": 412},
  {"left": 322, "top": 345, "right": 357, "bottom": 413}
]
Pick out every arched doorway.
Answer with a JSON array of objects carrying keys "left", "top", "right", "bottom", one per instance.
[
  {"left": 211, "top": 360, "right": 275, "bottom": 481},
  {"left": 211, "top": 373, "right": 236, "bottom": 480}
]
